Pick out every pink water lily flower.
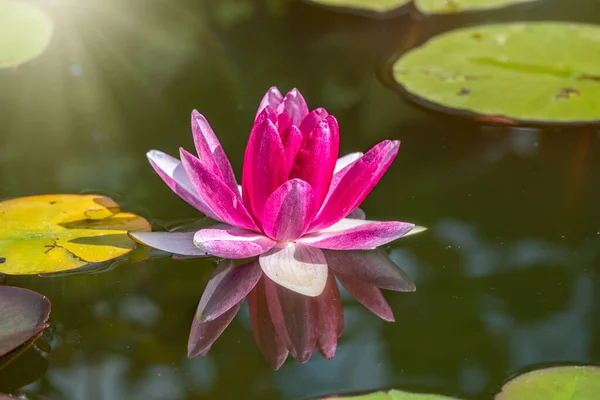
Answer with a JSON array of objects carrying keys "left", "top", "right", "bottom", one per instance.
[
  {"left": 132, "top": 86, "right": 421, "bottom": 297},
  {"left": 130, "top": 87, "right": 425, "bottom": 368}
]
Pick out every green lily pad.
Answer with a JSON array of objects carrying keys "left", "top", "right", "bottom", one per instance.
[
  {"left": 304, "top": 0, "right": 412, "bottom": 18},
  {"left": 0, "top": 286, "right": 51, "bottom": 358},
  {"left": 0, "top": 194, "right": 151, "bottom": 275},
  {"left": 496, "top": 366, "right": 600, "bottom": 400},
  {"left": 392, "top": 22, "right": 600, "bottom": 126},
  {"left": 318, "top": 390, "right": 463, "bottom": 399},
  {"left": 305, "top": 0, "right": 537, "bottom": 17},
  {"left": 415, "top": 0, "right": 538, "bottom": 14},
  {"left": 0, "top": 0, "right": 53, "bottom": 68}
]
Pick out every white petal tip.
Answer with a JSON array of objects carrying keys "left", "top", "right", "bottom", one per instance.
[{"left": 406, "top": 225, "right": 427, "bottom": 237}]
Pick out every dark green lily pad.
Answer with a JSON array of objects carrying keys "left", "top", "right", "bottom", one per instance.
[
  {"left": 0, "top": 0, "right": 53, "bottom": 68},
  {"left": 496, "top": 366, "right": 600, "bottom": 399},
  {"left": 392, "top": 22, "right": 600, "bottom": 127},
  {"left": 0, "top": 286, "right": 51, "bottom": 357},
  {"left": 319, "top": 390, "right": 462, "bottom": 399},
  {"left": 415, "top": 0, "right": 538, "bottom": 14}
]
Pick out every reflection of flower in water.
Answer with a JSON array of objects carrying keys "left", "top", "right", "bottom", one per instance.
[
  {"left": 188, "top": 249, "right": 415, "bottom": 369},
  {"left": 131, "top": 87, "right": 424, "bottom": 368}
]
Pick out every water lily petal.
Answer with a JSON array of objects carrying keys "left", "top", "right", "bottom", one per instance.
[
  {"left": 290, "top": 116, "right": 340, "bottom": 210},
  {"left": 262, "top": 179, "right": 316, "bottom": 241},
  {"left": 242, "top": 110, "right": 288, "bottom": 223},
  {"left": 281, "top": 125, "right": 303, "bottom": 174},
  {"left": 299, "top": 108, "right": 329, "bottom": 135},
  {"left": 347, "top": 207, "right": 366, "bottom": 220},
  {"left": 191, "top": 110, "right": 239, "bottom": 195},
  {"left": 324, "top": 249, "right": 415, "bottom": 292},
  {"left": 147, "top": 150, "right": 219, "bottom": 220},
  {"left": 259, "top": 243, "right": 328, "bottom": 297},
  {"left": 277, "top": 88, "right": 309, "bottom": 127},
  {"left": 128, "top": 231, "right": 209, "bottom": 256},
  {"left": 255, "top": 86, "right": 283, "bottom": 120},
  {"left": 315, "top": 272, "right": 344, "bottom": 360},
  {"left": 264, "top": 277, "right": 318, "bottom": 363},
  {"left": 196, "top": 260, "right": 262, "bottom": 323},
  {"left": 334, "top": 152, "right": 363, "bottom": 173},
  {"left": 299, "top": 219, "right": 414, "bottom": 250},
  {"left": 180, "top": 148, "right": 258, "bottom": 231},
  {"left": 194, "top": 226, "right": 276, "bottom": 259},
  {"left": 247, "top": 277, "right": 289, "bottom": 370},
  {"left": 311, "top": 140, "right": 400, "bottom": 231},
  {"left": 188, "top": 301, "right": 242, "bottom": 358},
  {"left": 335, "top": 273, "right": 394, "bottom": 322}
]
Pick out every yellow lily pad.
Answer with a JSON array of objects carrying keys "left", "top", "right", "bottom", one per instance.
[{"left": 0, "top": 194, "right": 151, "bottom": 275}]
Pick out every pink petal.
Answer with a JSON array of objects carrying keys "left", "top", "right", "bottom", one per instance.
[
  {"left": 180, "top": 148, "right": 258, "bottom": 231},
  {"left": 247, "top": 278, "right": 289, "bottom": 370},
  {"left": 311, "top": 140, "right": 400, "bottom": 231},
  {"left": 281, "top": 125, "right": 303, "bottom": 174},
  {"left": 255, "top": 87, "right": 283, "bottom": 120},
  {"left": 335, "top": 273, "right": 394, "bottom": 322},
  {"left": 290, "top": 115, "right": 340, "bottom": 210},
  {"left": 324, "top": 249, "right": 415, "bottom": 292},
  {"left": 264, "top": 277, "right": 318, "bottom": 363},
  {"left": 334, "top": 152, "right": 363, "bottom": 173},
  {"left": 299, "top": 108, "right": 329, "bottom": 135},
  {"left": 241, "top": 110, "right": 288, "bottom": 223},
  {"left": 262, "top": 179, "right": 316, "bottom": 241},
  {"left": 193, "top": 226, "right": 276, "bottom": 259},
  {"left": 191, "top": 111, "right": 239, "bottom": 195},
  {"left": 277, "top": 113, "right": 293, "bottom": 134},
  {"left": 128, "top": 231, "right": 210, "bottom": 256},
  {"left": 315, "top": 272, "right": 344, "bottom": 360},
  {"left": 147, "top": 150, "right": 220, "bottom": 220},
  {"left": 276, "top": 88, "right": 309, "bottom": 127},
  {"left": 196, "top": 260, "right": 262, "bottom": 322},
  {"left": 299, "top": 219, "right": 415, "bottom": 250},
  {"left": 347, "top": 207, "right": 366, "bottom": 220},
  {"left": 188, "top": 301, "right": 241, "bottom": 358},
  {"left": 258, "top": 243, "right": 328, "bottom": 297}
]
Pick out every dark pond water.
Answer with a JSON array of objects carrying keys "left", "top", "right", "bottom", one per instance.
[{"left": 1, "top": 0, "right": 600, "bottom": 399}]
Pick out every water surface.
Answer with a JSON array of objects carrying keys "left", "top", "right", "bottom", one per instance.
[{"left": 1, "top": 0, "right": 600, "bottom": 399}]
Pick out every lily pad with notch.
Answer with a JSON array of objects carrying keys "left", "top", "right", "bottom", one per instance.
[
  {"left": 392, "top": 22, "right": 600, "bottom": 127},
  {"left": 0, "top": 194, "right": 151, "bottom": 275}
]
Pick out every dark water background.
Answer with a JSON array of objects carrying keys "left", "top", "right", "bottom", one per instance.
[{"left": 1, "top": 0, "right": 600, "bottom": 398}]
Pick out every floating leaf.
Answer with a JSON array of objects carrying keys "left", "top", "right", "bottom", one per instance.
[
  {"left": 415, "top": 0, "right": 538, "bottom": 14},
  {"left": 0, "top": 286, "right": 50, "bottom": 358},
  {"left": 305, "top": 0, "right": 536, "bottom": 17},
  {"left": 318, "top": 390, "right": 463, "bottom": 399},
  {"left": 0, "top": 194, "right": 151, "bottom": 275},
  {"left": 304, "top": 0, "right": 412, "bottom": 18},
  {"left": 392, "top": 22, "right": 600, "bottom": 127},
  {"left": 0, "top": 0, "right": 53, "bottom": 68},
  {"left": 496, "top": 366, "right": 600, "bottom": 399}
]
